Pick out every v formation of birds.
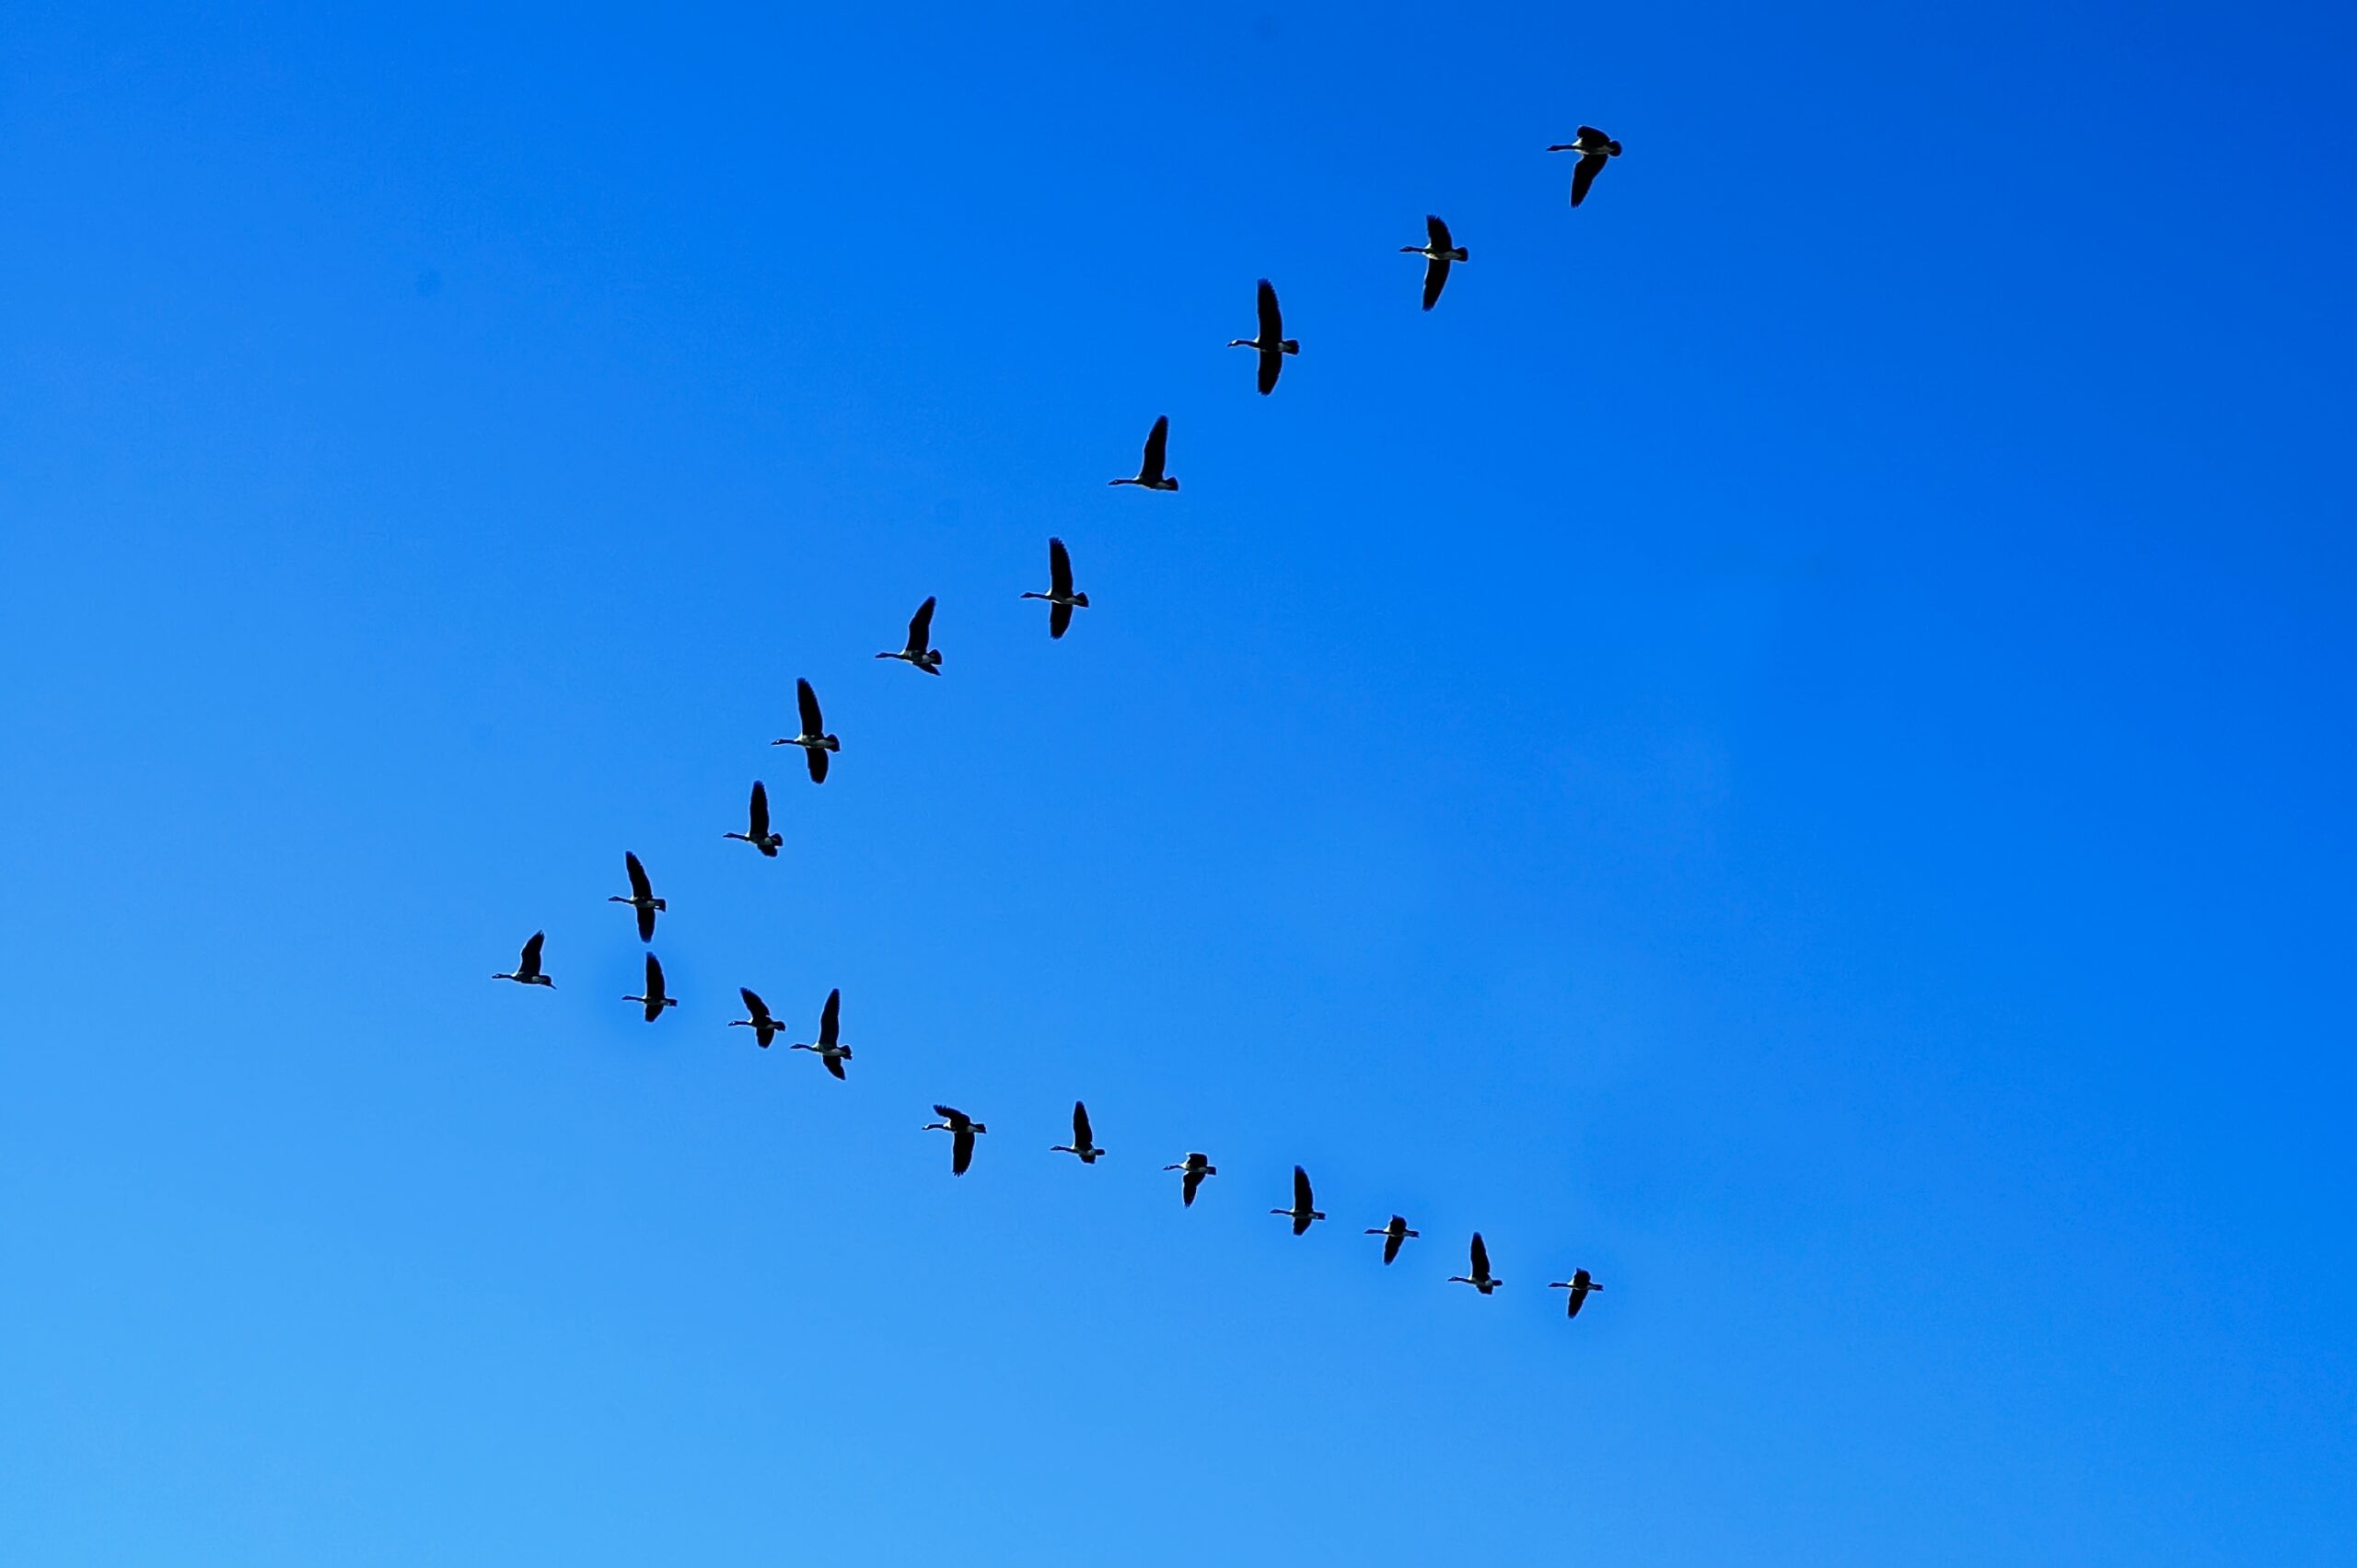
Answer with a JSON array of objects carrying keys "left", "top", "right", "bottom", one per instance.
[{"left": 494, "top": 132, "right": 1630, "bottom": 1324}]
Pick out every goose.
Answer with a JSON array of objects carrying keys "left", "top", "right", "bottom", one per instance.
[
  {"left": 1448, "top": 1232, "right": 1502, "bottom": 1295},
  {"left": 1547, "top": 127, "right": 1622, "bottom": 207},
  {"left": 608, "top": 852, "right": 664, "bottom": 941},
  {"left": 622, "top": 952, "right": 677, "bottom": 1022},
  {"left": 1271, "top": 1165, "right": 1327, "bottom": 1235},
  {"left": 1051, "top": 1099, "right": 1104, "bottom": 1163},
  {"left": 723, "top": 780, "right": 783, "bottom": 856},
  {"left": 1227, "top": 278, "right": 1300, "bottom": 395},
  {"left": 1019, "top": 537, "right": 1089, "bottom": 640},
  {"left": 1400, "top": 215, "right": 1468, "bottom": 310},
  {"left": 493, "top": 930, "right": 553, "bottom": 987},
  {"left": 788, "top": 987, "right": 851, "bottom": 1078},
  {"left": 1548, "top": 1267, "right": 1605, "bottom": 1320},
  {"left": 772, "top": 678, "right": 841, "bottom": 783},
  {"left": 923, "top": 1104, "right": 987, "bottom": 1176},
  {"left": 1364, "top": 1214, "right": 1419, "bottom": 1265},
  {"left": 1162, "top": 1151, "right": 1216, "bottom": 1207},
  {"left": 877, "top": 596, "right": 943, "bottom": 674},
  {"left": 731, "top": 986, "right": 781, "bottom": 1048},
  {"left": 1109, "top": 413, "right": 1179, "bottom": 490}
]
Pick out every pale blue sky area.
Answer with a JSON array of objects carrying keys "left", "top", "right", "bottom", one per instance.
[{"left": 3, "top": 4, "right": 2353, "bottom": 1562}]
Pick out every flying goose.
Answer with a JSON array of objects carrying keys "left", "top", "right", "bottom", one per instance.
[
  {"left": 877, "top": 596, "right": 943, "bottom": 674},
  {"left": 1364, "top": 1214, "right": 1419, "bottom": 1265},
  {"left": 1019, "top": 537, "right": 1089, "bottom": 640},
  {"left": 1448, "top": 1232, "right": 1502, "bottom": 1295},
  {"left": 1271, "top": 1165, "right": 1327, "bottom": 1236},
  {"left": 723, "top": 780, "right": 783, "bottom": 856},
  {"left": 731, "top": 987, "right": 782, "bottom": 1048},
  {"left": 1109, "top": 414, "right": 1178, "bottom": 490},
  {"left": 1163, "top": 1151, "right": 1217, "bottom": 1207},
  {"left": 493, "top": 930, "right": 553, "bottom": 987},
  {"left": 788, "top": 987, "right": 851, "bottom": 1078},
  {"left": 1547, "top": 127, "right": 1622, "bottom": 207},
  {"left": 1051, "top": 1100, "right": 1104, "bottom": 1163},
  {"left": 1400, "top": 215, "right": 1468, "bottom": 310},
  {"left": 772, "top": 678, "right": 841, "bottom": 783},
  {"left": 622, "top": 953, "right": 677, "bottom": 1022},
  {"left": 1227, "top": 278, "right": 1300, "bottom": 395},
  {"left": 1549, "top": 1267, "right": 1604, "bottom": 1319},
  {"left": 608, "top": 852, "right": 665, "bottom": 942},
  {"left": 924, "top": 1104, "right": 987, "bottom": 1176}
]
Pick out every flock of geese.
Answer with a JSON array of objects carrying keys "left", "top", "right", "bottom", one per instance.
[{"left": 493, "top": 130, "right": 1632, "bottom": 1323}]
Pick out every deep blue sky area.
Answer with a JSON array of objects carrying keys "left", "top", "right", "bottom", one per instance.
[{"left": 4, "top": 3, "right": 2353, "bottom": 1562}]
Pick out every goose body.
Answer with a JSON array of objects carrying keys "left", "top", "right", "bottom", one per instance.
[
  {"left": 608, "top": 851, "right": 666, "bottom": 941},
  {"left": 788, "top": 987, "right": 851, "bottom": 1078},
  {"left": 1549, "top": 1267, "right": 1605, "bottom": 1319},
  {"left": 1109, "top": 414, "right": 1179, "bottom": 490},
  {"left": 1399, "top": 215, "right": 1469, "bottom": 310},
  {"left": 877, "top": 596, "right": 944, "bottom": 674},
  {"left": 1271, "top": 1165, "right": 1327, "bottom": 1235},
  {"left": 622, "top": 952, "right": 677, "bottom": 1022},
  {"left": 1162, "top": 1151, "right": 1217, "bottom": 1207},
  {"left": 1227, "top": 278, "right": 1300, "bottom": 394},
  {"left": 723, "top": 780, "right": 784, "bottom": 856},
  {"left": 1051, "top": 1099, "right": 1105, "bottom": 1164},
  {"left": 1448, "top": 1231, "right": 1502, "bottom": 1295},
  {"left": 1547, "top": 126, "right": 1622, "bottom": 206},
  {"left": 1019, "top": 537, "right": 1089, "bottom": 639},
  {"left": 772, "top": 678, "right": 841, "bottom": 783},
  {"left": 924, "top": 1103, "right": 988, "bottom": 1176},
  {"left": 1364, "top": 1214, "right": 1420, "bottom": 1265},
  {"left": 493, "top": 930, "right": 553, "bottom": 987},
  {"left": 731, "top": 986, "right": 781, "bottom": 1048}
]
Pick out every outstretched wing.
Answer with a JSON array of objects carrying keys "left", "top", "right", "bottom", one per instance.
[
  {"left": 636, "top": 900, "right": 656, "bottom": 944},
  {"left": 1422, "top": 257, "right": 1449, "bottom": 311},
  {"left": 1571, "top": 151, "right": 1604, "bottom": 207},
  {"left": 739, "top": 987, "right": 770, "bottom": 1025},
  {"left": 644, "top": 953, "right": 665, "bottom": 997},
  {"left": 908, "top": 596, "right": 936, "bottom": 655},
  {"left": 806, "top": 746, "right": 829, "bottom": 784},
  {"left": 824, "top": 1052, "right": 846, "bottom": 1080},
  {"left": 1469, "top": 1232, "right": 1491, "bottom": 1277},
  {"left": 1384, "top": 1229, "right": 1403, "bottom": 1265},
  {"left": 1182, "top": 1167, "right": 1203, "bottom": 1206},
  {"left": 1048, "top": 537, "right": 1074, "bottom": 598},
  {"left": 1256, "top": 277, "right": 1282, "bottom": 342},
  {"left": 1576, "top": 124, "right": 1608, "bottom": 144},
  {"left": 1565, "top": 1284, "right": 1587, "bottom": 1319},
  {"left": 1426, "top": 214, "right": 1453, "bottom": 250},
  {"left": 952, "top": 1128, "right": 975, "bottom": 1176},
  {"left": 1049, "top": 599, "right": 1073, "bottom": 640},
  {"left": 1139, "top": 415, "right": 1169, "bottom": 484},
  {"left": 1293, "top": 1166, "right": 1314, "bottom": 1213},
  {"left": 625, "top": 851, "right": 653, "bottom": 901},
  {"left": 934, "top": 1103, "right": 964, "bottom": 1126},
  {"left": 819, "top": 987, "right": 841, "bottom": 1048},
  {"left": 1073, "top": 1100, "right": 1093, "bottom": 1147},
  {"left": 518, "top": 931, "right": 545, "bottom": 977},
  {"left": 748, "top": 779, "right": 770, "bottom": 840},
  {"left": 1257, "top": 346, "right": 1282, "bottom": 396},
  {"left": 796, "top": 677, "right": 823, "bottom": 737}
]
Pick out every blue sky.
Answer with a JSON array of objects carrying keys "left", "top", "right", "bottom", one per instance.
[{"left": 3, "top": 3, "right": 2353, "bottom": 1562}]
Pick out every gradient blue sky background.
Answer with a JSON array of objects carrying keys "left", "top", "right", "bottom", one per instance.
[{"left": 4, "top": 3, "right": 2353, "bottom": 1562}]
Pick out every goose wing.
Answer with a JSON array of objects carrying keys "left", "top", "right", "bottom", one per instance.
[
  {"left": 1293, "top": 1166, "right": 1314, "bottom": 1213},
  {"left": 1049, "top": 536, "right": 1074, "bottom": 598},
  {"left": 805, "top": 745, "right": 829, "bottom": 784},
  {"left": 796, "top": 677, "right": 823, "bottom": 737},
  {"left": 1073, "top": 1100, "right": 1093, "bottom": 1147},
  {"left": 1565, "top": 1283, "right": 1587, "bottom": 1318},
  {"left": 1422, "top": 257, "right": 1449, "bottom": 311},
  {"left": 1469, "top": 1232, "right": 1491, "bottom": 1278},
  {"left": 907, "top": 596, "right": 936, "bottom": 655},
  {"left": 1256, "top": 277, "right": 1282, "bottom": 342},
  {"left": 739, "top": 987, "right": 771, "bottom": 1025},
  {"left": 819, "top": 987, "right": 841, "bottom": 1048},
  {"left": 1257, "top": 344, "right": 1282, "bottom": 395},
  {"left": 933, "top": 1103, "right": 967, "bottom": 1129},
  {"left": 1139, "top": 415, "right": 1169, "bottom": 484},
  {"left": 952, "top": 1127, "right": 975, "bottom": 1176},
  {"left": 644, "top": 953, "right": 666, "bottom": 999},
  {"left": 1571, "top": 151, "right": 1605, "bottom": 207},
  {"left": 1384, "top": 1227, "right": 1403, "bottom": 1264},
  {"left": 1049, "top": 599, "right": 1073, "bottom": 640},
  {"left": 1426, "top": 214, "right": 1454, "bottom": 250},
  {"left": 517, "top": 931, "right": 545, "bottom": 978},
  {"left": 748, "top": 780, "right": 771, "bottom": 840},
  {"left": 1182, "top": 1167, "right": 1203, "bottom": 1205},
  {"left": 625, "top": 851, "right": 653, "bottom": 901}
]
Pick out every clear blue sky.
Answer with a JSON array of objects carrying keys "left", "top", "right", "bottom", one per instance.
[{"left": 4, "top": 3, "right": 2352, "bottom": 1562}]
